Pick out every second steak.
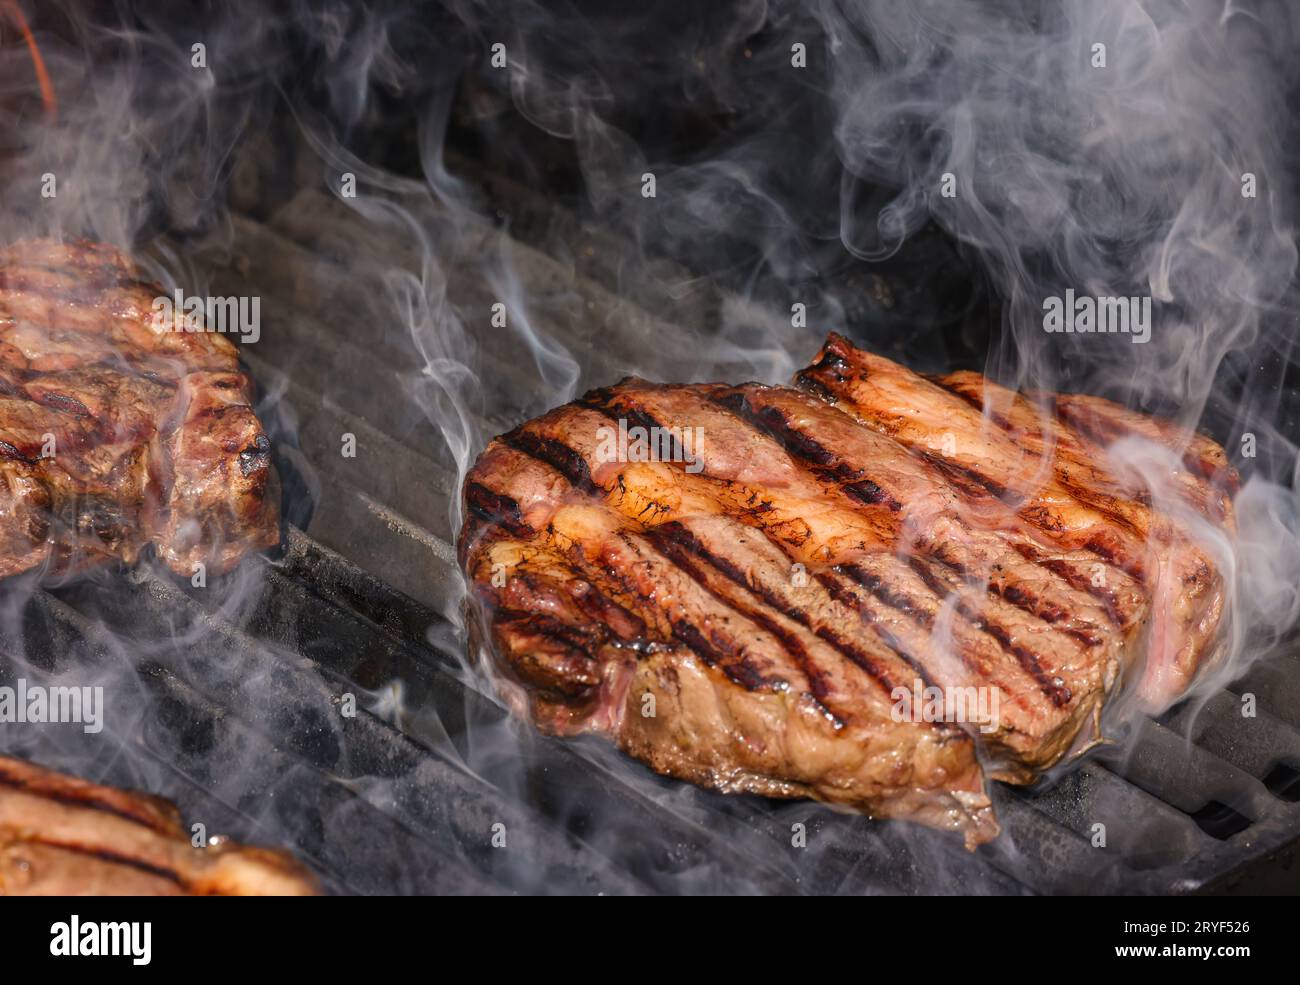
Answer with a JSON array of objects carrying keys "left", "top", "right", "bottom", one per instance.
[{"left": 0, "top": 239, "right": 279, "bottom": 580}]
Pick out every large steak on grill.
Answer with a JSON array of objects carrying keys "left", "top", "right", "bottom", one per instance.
[{"left": 459, "top": 333, "right": 1236, "bottom": 847}]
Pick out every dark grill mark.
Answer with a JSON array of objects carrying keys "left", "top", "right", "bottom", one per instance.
[
  {"left": 1002, "top": 582, "right": 1064, "bottom": 629},
  {"left": 932, "top": 377, "right": 1158, "bottom": 538},
  {"left": 841, "top": 564, "right": 931, "bottom": 628},
  {"left": 793, "top": 373, "right": 839, "bottom": 406},
  {"left": 1028, "top": 553, "right": 1128, "bottom": 631},
  {"left": 668, "top": 617, "right": 770, "bottom": 692},
  {"left": 933, "top": 380, "right": 1178, "bottom": 552},
  {"left": 814, "top": 569, "right": 941, "bottom": 692},
  {"left": 24, "top": 837, "right": 185, "bottom": 887},
  {"left": 799, "top": 368, "right": 1153, "bottom": 581},
  {"left": 0, "top": 772, "right": 177, "bottom": 836},
  {"left": 464, "top": 482, "right": 528, "bottom": 538},
  {"left": 568, "top": 582, "right": 647, "bottom": 640},
  {"left": 929, "top": 546, "right": 1107, "bottom": 646},
  {"left": 712, "top": 391, "right": 831, "bottom": 465},
  {"left": 577, "top": 390, "right": 696, "bottom": 475},
  {"left": 1080, "top": 531, "right": 1142, "bottom": 580},
  {"left": 495, "top": 608, "right": 597, "bottom": 652},
  {"left": 563, "top": 528, "right": 781, "bottom": 695},
  {"left": 640, "top": 528, "right": 796, "bottom": 697},
  {"left": 971, "top": 615, "right": 1072, "bottom": 706},
  {"left": 653, "top": 522, "right": 968, "bottom": 734},
  {"left": 908, "top": 557, "right": 1073, "bottom": 707},
  {"left": 843, "top": 479, "right": 900, "bottom": 510},
  {"left": 648, "top": 523, "right": 838, "bottom": 713},
  {"left": 502, "top": 429, "right": 598, "bottom": 495},
  {"left": 920, "top": 452, "right": 1009, "bottom": 501},
  {"left": 711, "top": 389, "right": 904, "bottom": 511}
]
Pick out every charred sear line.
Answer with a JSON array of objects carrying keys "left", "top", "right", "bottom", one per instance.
[
  {"left": 568, "top": 581, "right": 647, "bottom": 639},
  {"left": 501, "top": 429, "right": 598, "bottom": 495},
  {"left": 920, "top": 452, "right": 1009, "bottom": 501},
  {"left": 668, "top": 617, "right": 770, "bottom": 692},
  {"left": 842, "top": 478, "right": 900, "bottom": 510},
  {"left": 711, "top": 390, "right": 903, "bottom": 510},
  {"left": 841, "top": 563, "right": 931, "bottom": 628},
  {"left": 495, "top": 608, "right": 599, "bottom": 652},
  {"left": 1079, "top": 531, "right": 1141, "bottom": 580},
  {"left": 653, "top": 522, "right": 964, "bottom": 734},
  {"left": 928, "top": 547, "right": 1106, "bottom": 646},
  {"left": 0, "top": 774, "right": 175, "bottom": 836},
  {"left": 464, "top": 482, "right": 529, "bottom": 538},
  {"left": 649, "top": 521, "right": 750, "bottom": 588},
  {"left": 930, "top": 383, "right": 1154, "bottom": 536},
  {"left": 650, "top": 523, "right": 844, "bottom": 709},
  {"left": 577, "top": 391, "right": 693, "bottom": 471},
  {"left": 814, "top": 569, "right": 941, "bottom": 692},
  {"left": 793, "top": 373, "right": 840, "bottom": 406},
  {"left": 908, "top": 557, "right": 1073, "bottom": 707},
  {"left": 573, "top": 528, "right": 778, "bottom": 694},
  {"left": 1025, "top": 552, "right": 1127, "bottom": 630},
  {"left": 712, "top": 391, "right": 832, "bottom": 465},
  {"left": 640, "top": 528, "right": 796, "bottom": 697},
  {"left": 29, "top": 837, "right": 185, "bottom": 886}
]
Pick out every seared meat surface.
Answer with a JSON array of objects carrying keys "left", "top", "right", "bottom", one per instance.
[
  {"left": 0, "top": 239, "right": 278, "bottom": 579},
  {"left": 0, "top": 756, "right": 318, "bottom": 895},
  {"left": 460, "top": 334, "right": 1236, "bottom": 847}
]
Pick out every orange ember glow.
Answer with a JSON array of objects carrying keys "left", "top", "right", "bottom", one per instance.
[{"left": 2, "top": 0, "right": 56, "bottom": 122}]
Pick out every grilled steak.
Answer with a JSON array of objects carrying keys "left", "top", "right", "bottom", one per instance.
[
  {"left": 0, "top": 756, "right": 318, "bottom": 895},
  {"left": 0, "top": 239, "right": 278, "bottom": 580},
  {"left": 459, "top": 333, "right": 1236, "bottom": 847}
]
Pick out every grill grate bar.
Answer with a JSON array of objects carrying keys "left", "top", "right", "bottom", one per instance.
[
  {"left": 1162, "top": 690, "right": 1300, "bottom": 793},
  {"left": 259, "top": 189, "right": 754, "bottom": 386},
  {"left": 1098, "top": 718, "right": 1278, "bottom": 825}
]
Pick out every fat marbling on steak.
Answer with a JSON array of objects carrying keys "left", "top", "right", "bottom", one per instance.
[
  {"left": 459, "top": 333, "right": 1237, "bottom": 847},
  {"left": 0, "top": 756, "right": 317, "bottom": 895},
  {"left": 0, "top": 239, "right": 278, "bottom": 580}
]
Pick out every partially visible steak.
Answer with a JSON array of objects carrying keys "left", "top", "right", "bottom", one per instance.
[
  {"left": 0, "top": 756, "right": 318, "bottom": 895},
  {"left": 0, "top": 239, "right": 279, "bottom": 580},
  {"left": 459, "top": 333, "right": 1236, "bottom": 846}
]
